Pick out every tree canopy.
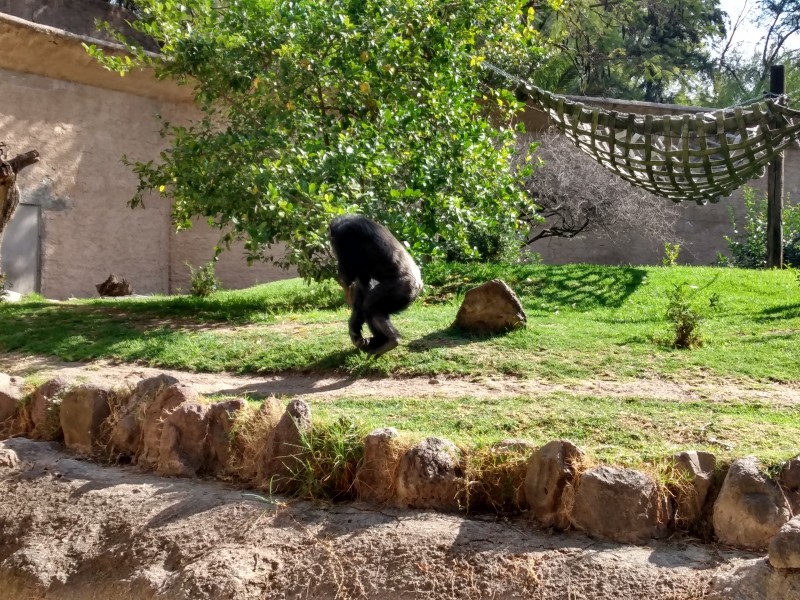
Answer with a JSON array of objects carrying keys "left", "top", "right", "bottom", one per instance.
[{"left": 89, "top": 0, "right": 543, "bottom": 279}]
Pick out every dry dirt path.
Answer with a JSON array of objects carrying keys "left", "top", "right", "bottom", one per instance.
[
  {"left": 2, "top": 437, "right": 796, "bottom": 600},
  {"left": 2, "top": 352, "right": 800, "bottom": 407}
]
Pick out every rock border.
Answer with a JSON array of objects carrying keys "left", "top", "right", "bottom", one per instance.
[{"left": 1, "top": 371, "right": 798, "bottom": 565}]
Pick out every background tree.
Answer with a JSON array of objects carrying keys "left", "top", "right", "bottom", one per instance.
[
  {"left": 89, "top": 0, "right": 542, "bottom": 280},
  {"left": 516, "top": 130, "right": 681, "bottom": 245},
  {"left": 528, "top": 0, "right": 726, "bottom": 103}
]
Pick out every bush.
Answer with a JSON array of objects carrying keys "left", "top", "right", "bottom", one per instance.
[
  {"left": 0, "top": 272, "right": 6, "bottom": 302},
  {"left": 187, "top": 262, "right": 221, "bottom": 298},
  {"left": 666, "top": 283, "right": 704, "bottom": 349},
  {"left": 717, "top": 186, "right": 800, "bottom": 269}
]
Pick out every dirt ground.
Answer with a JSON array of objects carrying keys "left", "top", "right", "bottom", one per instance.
[{"left": 2, "top": 352, "right": 800, "bottom": 599}]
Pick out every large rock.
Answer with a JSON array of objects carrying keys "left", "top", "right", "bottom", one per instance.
[
  {"left": 0, "top": 373, "right": 25, "bottom": 437},
  {"left": 395, "top": 437, "right": 465, "bottom": 511},
  {"left": 671, "top": 450, "right": 716, "bottom": 527},
  {"left": 355, "top": 427, "right": 402, "bottom": 504},
  {"left": 207, "top": 398, "right": 246, "bottom": 478},
  {"left": 525, "top": 440, "right": 584, "bottom": 529},
  {"left": 713, "top": 456, "right": 791, "bottom": 550},
  {"left": 110, "top": 374, "right": 179, "bottom": 459},
  {"left": 96, "top": 274, "right": 133, "bottom": 296},
  {"left": 780, "top": 455, "right": 800, "bottom": 515},
  {"left": 769, "top": 516, "right": 800, "bottom": 569},
  {"left": 138, "top": 384, "right": 200, "bottom": 469},
  {"left": 568, "top": 466, "right": 671, "bottom": 544},
  {"left": 453, "top": 279, "right": 527, "bottom": 332},
  {"left": 28, "top": 377, "right": 70, "bottom": 441},
  {"left": 59, "top": 384, "right": 113, "bottom": 455},
  {"left": 260, "top": 399, "right": 312, "bottom": 492},
  {"left": 157, "top": 402, "right": 211, "bottom": 477}
]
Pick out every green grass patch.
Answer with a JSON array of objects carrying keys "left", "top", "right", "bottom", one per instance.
[{"left": 1, "top": 263, "right": 799, "bottom": 381}]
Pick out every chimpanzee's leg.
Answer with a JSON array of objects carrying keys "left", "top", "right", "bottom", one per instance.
[
  {"left": 361, "top": 278, "right": 416, "bottom": 357},
  {"left": 348, "top": 281, "right": 369, "bottom": 350}
]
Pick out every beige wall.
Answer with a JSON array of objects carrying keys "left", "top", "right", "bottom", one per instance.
[{"left": 1, "top": 12, "right": 294, "bottom": 299}]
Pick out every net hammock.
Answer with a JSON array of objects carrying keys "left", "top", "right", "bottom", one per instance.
[{"left": 484, "top": 63, "right": 800, "bottom": 204}]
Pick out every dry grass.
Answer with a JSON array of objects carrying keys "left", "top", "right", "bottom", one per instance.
[{"left": 227, "top": 397, "right": 284, "bottom": 483}]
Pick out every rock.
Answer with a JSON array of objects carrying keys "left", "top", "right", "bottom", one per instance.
[
  {"left": 59, "top": 384, "right": 113, "bottom": 455},
  {"left": 525, "top": 440, "right": 584, "bottom": 529},
  {"left": 96, "top": 274, "right": 134, "bottom": 296},
  {"left": 769, "top": 516, "right": 800, "bottom": 569},
  {"left": 395, "top": 437, "right": 465, "bottom": 511},
  {"left": 0, "top": 373, "right": 25, "bottom": 435},
  {"left": 713, "top": 456, "right": 791, "bottom": 550},
  {"left": 0, "top": 447, "right": 19, "bottom": 468},
  {"left": 260, "top": 399, "right": 312, "bottom": 492},
  {"left": 780, "top": 455, "right": 800, "bottom": 515},
  {"left": 355, "top": 427, "right": 402, "bottom": 504},
  {"left": 708, "top": 557, "right": 800, "bottom": 600},
  {"left": 157, "top": 402, "right": 211, "bottom": 477},
  {"left": 29, "top": 377, "right": 70, "bottom": 441},
  {"left": 207, "top": 398, "right": 246, "bottom": 477},
  {"left": 568, "top": 466, "right": 671, "bottom": 544},
  {"left": 138, "top": 384, "right": 200, "bottom": 469},
  {"left": 453, "top": 279, "right": 527, "bottom": 332},
  {"left": 671, "top": 450, "right": 716, "bottom": 526},
  {"left": 110, "top": 374, "right": 179, "bottom": 459}
]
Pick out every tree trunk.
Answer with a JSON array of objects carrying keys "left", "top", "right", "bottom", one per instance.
[{"left": 0, "top": 148, "right": 40, "bottom": 281}]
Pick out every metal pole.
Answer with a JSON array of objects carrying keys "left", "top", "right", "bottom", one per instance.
[{"left": 766, "top": 64, "right": 785, "bottom": 269}]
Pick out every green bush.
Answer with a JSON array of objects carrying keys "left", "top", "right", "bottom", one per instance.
[
  {"left": 717, "top": 186, "right": 800, "bottom": 269},
  {"left": 187, "top": 262, "right": 221, "bottom": 298},
  {"left": 665, "top": 283, "right": 704, "bottom": 349}
]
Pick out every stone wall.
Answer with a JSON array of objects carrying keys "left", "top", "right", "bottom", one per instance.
[{"left": 0, "top": 10, "right": 294, "bottom": 298}]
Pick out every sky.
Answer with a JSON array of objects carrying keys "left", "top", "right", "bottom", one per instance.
[{"left": 717, "top": 0, "right": 800, "bottom": 56}]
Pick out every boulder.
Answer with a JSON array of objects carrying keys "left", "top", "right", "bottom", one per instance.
[
  {"left": 110, "top": 374, "right": 179, "bottom": 459},
  {"left": 260, "top": 399, "right": 312, "bottom": 492},
  {"left": 355, "top": 427, "right": 402, "bottom": 504},
  {"left": 29, "top": 377, "right": 70, "bottom": 441},
  {"left": 568, "top": 466, "right": 671, "bottom": 544},
  {"left": 769, "top": 516, "right": 800, "bottom": 569},
  {"left": 395, "top": 437, "right": 465, "bottom": 511},
  {"left": 207, "top": 398, "right": 246, "bottom": 477},
  {"left": 0, "top": 373, "right": 25, "bottom": 437},
  {"left": 780, "top": 455, "right": 800, "bottom": 515},
  {"left": 453, "top": 279, "right": 527, "bottom": 333},
  {"left": 713, "top": 456, "right": 791, "bottom": 550},
  {"left": 671, "top": 450, "right": 716, "bottom": 526},
  {"left": 157, "top": 402, "right": 211, "bottom": 477},
  {"left": 525, "top": 440, "right": 584, "bottom": 529},
  {"left": 138, "top": 384, "right": 200, "bottom": 469},
  {"left": 96, "top": 274, "right": 133, "bottom": 296},
  {"left": 59, "top": 384, "right": 113, "bottom": 455}
]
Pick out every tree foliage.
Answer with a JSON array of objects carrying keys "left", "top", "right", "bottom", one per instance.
[
  {"left": 528, "top": 0, "right": 726, "bottom": 103},
  {"left": 88, "top": 0, "right": 542, "bottom": 280}
]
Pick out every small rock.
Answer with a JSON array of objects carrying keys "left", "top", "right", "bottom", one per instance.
[
  {"left": 157, "top": 402, "right": 210, "bottom": 477},
  {"left": 0, "top": 373, "right": 25, "bottom": 425},
  {"left": 356, "top": 427, "right": 402, "bottom": 504},
  {"left": 525, "top": 440, "right": 584, "bottom": 529},
  {"left": 568, "top": 466, "right": 671, "bottom": 544},
  {"left": 207, "top": 398, "right": 246, "bottom": 477},
  {"left": 671, "top": 450, "right": 716, "bottom": 526},
  {"left": 96, "top": 274, "right": 134, "bottom": 297},
  {"left": 769, "top": 516, "right": 800, "bottom": 569},
  {"left": 780, "top": 455, "right": 800, "bottom": 515},
  {"left": 29, "top": 377, "right": 70, "bottom": 441},
  {"left": 260, "top": 399, "right": 312, "bottom": 492},
  {"left": 713, "top": 456, "right": 791, "bottom": 550},
  {"left": 138, "top": 384, "right": 200, "bottom": 469},
  {"left": 395, "top": 437, "right": 465, "bottom": 511},
  {"left": 59, "top": 384, "right": 113, "bottom": 455},
  {"left": 453, "top": 279, "right": 527, "bottom": 332},
  {"left": 0, "top": 447, "right": 19, "bottom": 469}
]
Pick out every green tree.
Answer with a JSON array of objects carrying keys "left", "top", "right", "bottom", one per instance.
[
  {"left": 529, "top": 0, "right": 726, "bottom": 103},
  {"left": 88, "top": 0, "right": 541, "bottom": 280}
]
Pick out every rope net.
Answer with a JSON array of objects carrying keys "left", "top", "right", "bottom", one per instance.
[{"left": 486, "top": 64, "right": 800, "bottom": 204}]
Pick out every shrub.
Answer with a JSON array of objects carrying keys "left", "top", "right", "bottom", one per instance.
[
  {"left": 0, "top": 272, "right": 6, "bottom": 302},
  {"left": 187, "top": 262, "right": 220, "bottom": 298},
  {"left": 717, "top": 186, "right": 800, "bottom": 269},
  {"left": 666, "top": 283, "right": 704, "bottom": 349}
]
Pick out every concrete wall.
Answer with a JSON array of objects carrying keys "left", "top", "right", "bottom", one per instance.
[{"left": 0, "top": 10, "right": 293, "bottom": 299}]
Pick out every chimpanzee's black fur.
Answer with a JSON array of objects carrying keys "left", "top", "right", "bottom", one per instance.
[{"left": 328, "top": 215, "right": 423, "bottom": 356}]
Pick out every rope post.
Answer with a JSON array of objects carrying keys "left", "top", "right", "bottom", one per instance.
[{"left": 767, "top": 64, "right": 785, "bottom": 269}]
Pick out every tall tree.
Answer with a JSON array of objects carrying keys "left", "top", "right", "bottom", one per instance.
[
  {"left": 530, "top": 0, "right": 727, "bottom": 103},
  {"left": 88, "top": 0, "right": 542, "bottom": 279}
]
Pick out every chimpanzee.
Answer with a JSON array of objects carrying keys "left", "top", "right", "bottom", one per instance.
[{"left": 328, "top": 215, "right": 423, "bottom": 357}]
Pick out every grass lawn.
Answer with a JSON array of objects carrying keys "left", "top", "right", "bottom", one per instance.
[{"left": 2, "top": 262, "right": 799, "bottom": 468}]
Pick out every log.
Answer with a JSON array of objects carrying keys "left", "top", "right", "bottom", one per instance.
[{"left": 1, "top": 148, "right": 40, "bottom": 263}]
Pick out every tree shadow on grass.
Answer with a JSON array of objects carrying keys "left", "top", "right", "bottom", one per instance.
[{"left": 756, "top": 302, "right": 800, "bottom": 322}]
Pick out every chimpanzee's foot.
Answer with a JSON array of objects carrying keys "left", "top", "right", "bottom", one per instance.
[
  {"left": 351, "top": 335, "right": 369, "bottom": 352},
  {"left": 365, "top": 337, "right": 399, "bottom": 357}
]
